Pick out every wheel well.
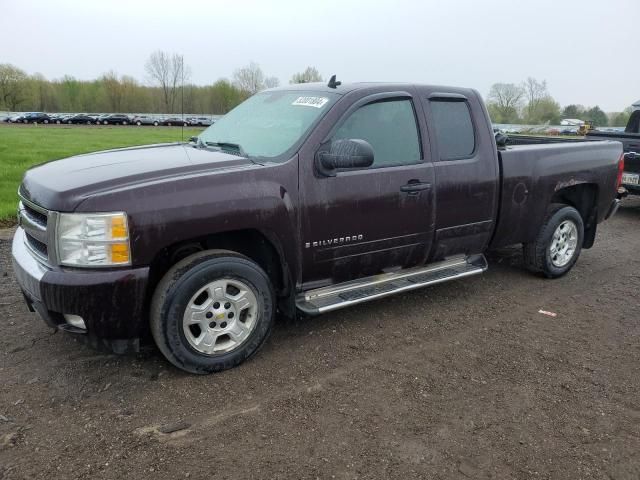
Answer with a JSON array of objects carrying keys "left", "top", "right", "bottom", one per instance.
[
  {"left": 147, "top": 229, "right": 289, "bottom": 298},
  {"left": 550, "top": 183, "right": 598, "bottom": 248}
]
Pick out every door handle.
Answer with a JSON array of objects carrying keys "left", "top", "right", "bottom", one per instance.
[{"left": 400, "top": 182, "right": 431, "bottom": 194}]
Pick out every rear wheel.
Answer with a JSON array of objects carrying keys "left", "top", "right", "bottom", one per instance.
[
  {"left": 153, "top": 121, "right": 159, "bottom": 126},
  {"left": 151, "top": 250, "right": 275, "bottom": 374},
  {"left": 523, "top": 204, "right": 584, "bottom": 278}
]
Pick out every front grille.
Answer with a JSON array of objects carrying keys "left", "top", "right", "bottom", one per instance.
[
  {"left": 18, "top": 192, "right": 52, "bottom": 264},
  {"left": 23, "top": 203, "right": 48, "bottom": 227},
  {"left": 25, "top": 232, "right": 48, "bottom": 258}
]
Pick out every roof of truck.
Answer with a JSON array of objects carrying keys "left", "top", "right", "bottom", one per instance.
[
  {"left": 269, "top": 81, "right": 413, "bottom": 94},
  {"left": 268, "top": 81, "right": 477, "bottom": 97}
]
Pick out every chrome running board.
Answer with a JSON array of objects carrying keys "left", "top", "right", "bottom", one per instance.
[{"left": 296, "top": 254, "right": 488, "bottom": 315}]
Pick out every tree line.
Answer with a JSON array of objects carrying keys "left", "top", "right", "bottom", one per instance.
[
  {"left": 486, "top": 77, "right": 632, "bottom": 127},
  {"left": 0, "top": 53, "right": 324, "bottom": 115},
  {"left": 0, "top": 56, "right": 632, "bottom": 126}
]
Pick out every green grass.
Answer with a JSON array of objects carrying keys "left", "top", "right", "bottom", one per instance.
[{"left": 0, "top": 125, "right": 204, "bottom": 224}]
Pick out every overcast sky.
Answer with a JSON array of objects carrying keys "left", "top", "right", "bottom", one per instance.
[{"left": 1, "top": 0, "right": 637, "bottom": 111}]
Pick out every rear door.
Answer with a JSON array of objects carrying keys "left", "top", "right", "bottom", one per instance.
[
  {"left": 419, "top": 90, "right": 499, "bottom": 259},
  {"left": 299, "top": 90, "right": 436, "bottom": 289}
]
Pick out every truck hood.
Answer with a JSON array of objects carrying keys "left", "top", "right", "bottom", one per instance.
[{"left": 20, "top": 143, "right": 257, "bottom": 212}]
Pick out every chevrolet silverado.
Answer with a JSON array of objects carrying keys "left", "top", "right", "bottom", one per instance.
[{"left": 13, "top": 80, "right": 625, "bottom": 373}]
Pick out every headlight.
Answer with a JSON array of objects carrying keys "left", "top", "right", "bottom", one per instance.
[{"left": 56, "top": 212, "right": 131, "bottom": 267}]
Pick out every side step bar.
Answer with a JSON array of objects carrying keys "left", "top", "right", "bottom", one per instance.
[{"left": 296, "top": 254, "right": 488, "bottom": 315}]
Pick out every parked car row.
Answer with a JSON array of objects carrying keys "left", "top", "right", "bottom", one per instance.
[{"left": 3, "top": 112, "right": 216, "bottom": 127}]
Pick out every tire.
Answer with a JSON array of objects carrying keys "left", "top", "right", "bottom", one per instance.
[
  {"left": 43, "top": 119, "right": 49, "bottom": 124},
  {"left": 153, "top": 121, "right": 158, "bottom": 126},
  {"left": 150, "top": 250, "right": 275, "bottom": 374},
  {"left": 103, "top": 121, "right": 108, "bottom": 125},
  {"left": 523, "top": 204, "right": 584, "bottom": 278},
  {"left": 56, "top": 120, "right": 61, "bottom": 124},
  {"left": 167, "top": 122, "right": 172, "bottom": 126},
  {"left": 122, "top": 121, "right": 127, "bottom": 125},
  {"left": 67, "top": 120, "right": 72, "bottom": 124},
  {"left": 136, "top": 121, "right": 141, "bottom": 126}
]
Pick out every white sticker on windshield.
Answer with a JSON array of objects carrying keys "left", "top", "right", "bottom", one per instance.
[{"left": 292, "top": 96, "right": 329, "bottom": 108}]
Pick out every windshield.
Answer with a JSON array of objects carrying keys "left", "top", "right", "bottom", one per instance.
[{"left": 198, "top": 90, "right": 339, "bottom": 159}]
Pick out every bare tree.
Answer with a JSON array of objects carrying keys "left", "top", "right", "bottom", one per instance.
[
  {"left": 522, "top": 77, "right": 548, "bottom": 121},
  {"left": 145, "top": 51, "right": 188, "bottom": 113},
  {"left": 264, "top": 76, "right": 280, "bottom": 89},
  {"left": 290, "top": 67, "right": 323, "bottom": 84},
  {"left": 487, "top": 83, "right": 524, "bottom": 123},
  {"left": 0, "top": 63, "right": 28, "bottom": 110},
  {"left": 233, "top": 62, "right": 265, "bottom": 95}
]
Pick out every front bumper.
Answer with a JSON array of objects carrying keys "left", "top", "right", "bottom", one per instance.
[{"left": 12, "top": 228, "right": 150, "bottom": 352}]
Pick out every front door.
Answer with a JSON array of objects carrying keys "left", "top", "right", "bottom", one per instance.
[{"left": 299, "top": 92, "right": 435, "bottom": 289}]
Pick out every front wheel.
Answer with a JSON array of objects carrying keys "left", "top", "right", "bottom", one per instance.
[
  {"left": 150, "top": 250, "right": 275, "bottom": 374},
  {"left": 523, "top": 204, "right": 584, "bottom": 278}
]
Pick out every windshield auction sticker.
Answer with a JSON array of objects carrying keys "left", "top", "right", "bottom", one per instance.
[{"left": 292, "top": 96, "right": 329, "bottom": 108}]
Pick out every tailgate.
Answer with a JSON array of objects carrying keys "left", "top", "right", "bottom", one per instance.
[
  {"left": 625, "top": 152, "right": 640, "bottom": 174},
  {"left": 623, "top": 152, "right": 640, "bottom": 188}
]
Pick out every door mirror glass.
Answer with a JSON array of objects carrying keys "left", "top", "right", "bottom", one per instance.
[{"left": 316, "top": 139, "right": 374, "bottom": 177}]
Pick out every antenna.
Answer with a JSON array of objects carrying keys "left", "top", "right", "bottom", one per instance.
[
  {"left": 181, "top": 54, "right": 185, "bottom": 142},
  {"left": 327, "top": 74, "right": 341, "bottom": 89}
]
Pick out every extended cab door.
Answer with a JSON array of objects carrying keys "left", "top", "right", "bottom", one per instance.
[
  {"left": 298, "top": 90, "right": 435, "bottom": 289},
  {"left": 418, "top": 90, "right": 499, "bottom": 259}
]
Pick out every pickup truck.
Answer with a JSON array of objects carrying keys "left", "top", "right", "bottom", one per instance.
[
  {"left": 587, "top": 110, "right": 640, "bottom": 194},
  {"left": 12, "top": 80, "right": 625, "bottom": 374}
]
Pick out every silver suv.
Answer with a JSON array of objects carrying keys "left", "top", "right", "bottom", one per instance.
[{"left": 132, "top": 115, "right": 160, "bottom": 126}]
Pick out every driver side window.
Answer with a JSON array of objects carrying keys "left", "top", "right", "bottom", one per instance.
[{"left": 332, "top": 99, "right": 421, "bottom": 168}]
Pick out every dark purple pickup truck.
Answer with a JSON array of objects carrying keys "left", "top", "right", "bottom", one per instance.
[{"left": 13, "top": 80, "right": 625, "bottom": 374}]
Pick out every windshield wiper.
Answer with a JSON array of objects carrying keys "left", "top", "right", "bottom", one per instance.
[
  {"left": 200, "top": 140, "right": 245, "bottom": 155},
  {"left": 196, "top": 139, "right": 261, "bottom": 164}
]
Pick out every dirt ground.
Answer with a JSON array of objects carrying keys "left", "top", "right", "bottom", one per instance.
[{"left": 1, "top": 199, "right": 639, "bottom": 480}]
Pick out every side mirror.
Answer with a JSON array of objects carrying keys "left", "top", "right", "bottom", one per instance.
[
  {"left": 315, "top": 139, "right": 374, "bottom": 177},
  {"left": 189, "top": 136, "right": 198, "bottom": 143}
]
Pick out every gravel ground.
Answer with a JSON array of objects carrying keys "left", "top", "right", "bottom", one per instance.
[{"left": 1, "top": 199, "right": 639, "bottom": 480}]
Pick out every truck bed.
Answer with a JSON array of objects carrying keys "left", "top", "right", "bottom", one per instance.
[{"left": 490, "top": 140, "right": 622, "bottom": 249}]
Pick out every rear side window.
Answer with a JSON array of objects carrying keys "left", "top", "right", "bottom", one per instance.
[
  {"left": 429, "top": 100, "right": 475, "bottom": 160},
  {"left": 333, "top": 99, "right": 421, "bottom": 168}
]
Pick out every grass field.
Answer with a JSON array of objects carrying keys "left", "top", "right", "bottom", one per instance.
[{"left": 0, "top": 125, "right": 204, "bottom": 224}]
